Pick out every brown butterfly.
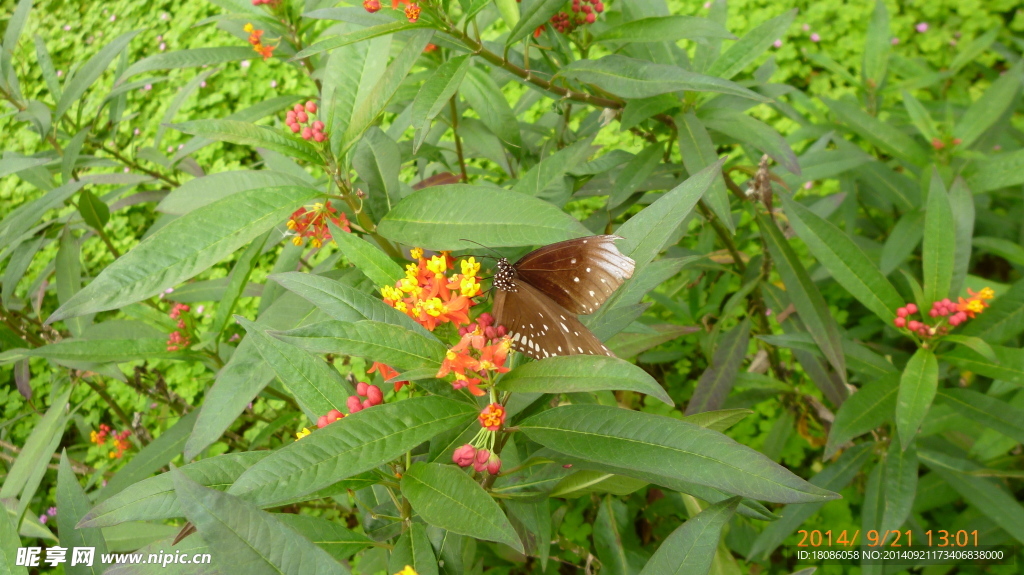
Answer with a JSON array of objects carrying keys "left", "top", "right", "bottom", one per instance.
[{"left": 491, "top": 235, "right": 635, "bottom": 360}]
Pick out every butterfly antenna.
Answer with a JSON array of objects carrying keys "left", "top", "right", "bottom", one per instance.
[{"left": 459, "top": 239, "right": 504, "bottom": 259}]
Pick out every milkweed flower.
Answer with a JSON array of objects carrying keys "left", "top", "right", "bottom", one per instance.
[
  {"left": 394, "top": 567, "right": 418, "bottom": 575},
  {"left": 295, "top": 427, "right": 311, "bottom": 440},
  {"left": 479, "top": 403, "right": 506, "bottom": 431},
  {"left": 380, "top": 250, "right": 483, "bottom": 331},
  {"left": 368, "top": 362, "right": 409, "bottom": 392},
  {"left": 436, "top": 322, "right": 511, "bottom": 396},
  {"left": 287, "top": 200, "right": 351, "bottom": 248},
  {"left": 893, "top": 288, "right": 994, "bottom": 337},
  {"left": 243, "top": 23, "right": 276, "bottom": 60}
]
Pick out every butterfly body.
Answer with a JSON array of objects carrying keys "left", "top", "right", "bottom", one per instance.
[{"left": 491, "top": 235, "right": 635, "bottom": 360}]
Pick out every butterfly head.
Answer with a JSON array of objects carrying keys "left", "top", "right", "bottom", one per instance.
[{"left": 493, "top": 257, "right": 517, "bottom": 292}]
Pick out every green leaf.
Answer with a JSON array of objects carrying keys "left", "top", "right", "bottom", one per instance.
[
  {"left": 781, "top": 195, "right": 902, "bottom": 322},
  {"left": 512, "top": 137, "right": 595, "bottom": 199},
  {"left": 966, "top": 148, "right": 1024, "bottom": 193},
  {"left": 0, "top": 156, "right": 49, "bottom": 179},
  {"left": 707, "top": 9, "right": 796, "bottom": 81},
  {"left": 276, "top": 514, "right": 374, "bottom": 563},
  {"left": 952, "top": 61, "right": 1023, "bottom": 148},
  {"left": 680, "top": 409, "right": 752, "bottom": 433},
  {"left": 593, "top": 496, "right": 635, "bottom": 575},
  {"left": 0, "top": 179, "right": 87, "bottom": 248},
  {"left": 901, "top": 90, "right": 939, "bottom": 141},
  {"left": 293, "top": 20, "right": 426, "bottom": 60},
  {"left": 700, "top": 108, "right": 799, "bottom": 175},
  {"left": 321, "top": 33, "right": 389, "bottom": 157},
  {"left": 973, "top": 236, "right": 1024, "bottom": 267},
  {"left": 949, "top": 28, "right": 999, "bottom": 74},
  {"left": 171, "top": 470, "right": 346, "bottom": 574},
  {"left": 269, "top": 271, "right": 433, "bottom": 339},
  {"left": 0, "top": 491, "right": 28, "bottom": 575},
  {"left": 821, "top": 97, "right": 929, "bottom": 166},
  {"left": 170, "top": 119, "right": 320, "bottom": 163},
  {"left": 388, "top": 523, "right": 439, "bottom": 575},
  {"left": 936, "top": 388, "right": 1024, "bottom": 444},
  {"left": 557, "top": 55, "right": 770, "bottom": 101},
  {"left": 520, "top": 405, "right": 839, "bottom": 504},
  {"left": 606, "top": 324, "right": 698, "bottom": 360},
  {"left": 496, "top": 355, "right": 672, "bottom": 405},
  {"left": 211, "top": 233, "right": 268, "bottom": 341},
  {"left": 825, "top": 374, "right": 898, "bottom": 457},
  {"left": 758, "top": 212, "right": 846, "bottom": 380},
  {"left": 273, "top": 320, "right": 447, "bottom": 372},
  {"left": 340, "top": 30, "right": 433, "bottom": 155},
  {"left": 922, "top": 170, "right": 954, "bottom": 306},
  {"left": 0, "top": 386, "right": 72, "bottom": 500},
  {"left": 47, "top": 185, "right": 322, "bottom": 323},
  {"left": 895, "top": 348, "right": 938, "bottom": 450},
  {"left": 675, "top": 112, "right": 732, "bottom": 232},
  {"left": 747, "top": 444, "right": 873, "bottom": 560},
  {"left": 61, "top": 128, "right": 89, "bottom": 185},
  {"left": 596, "top": 16, "right": 734, "bottom": 44},
  {"left": 942, "top": 334, "right": 997, "bottom": 362},
  {"left": 26, "top": 338, "right": 184, "bottom": 363},
  {"left": 506, "top": 0, "right": 564, "bottom": 45},
  {"left": 494, "top": 0, "right": 520, "bottom": 29},
  {"left": 401, "top": 462, "right": 524, "bottom": 552},
  {"left": 118, "top": 47, "right": 253, "bottom": 82},
  {"left": 608, "top": 144, "right": 663, "bottom": 208},
  {"left": 2, "top": 0, "right": 34, "bottom": 59},
  {"left": 237, "top": 317, "right": 351, "bottom": 420},
  {"left": 461, "top": 67, "right": 522, "bottom": 155},
  {"left": 551, "top": 470, "right": 647, "bottom": 498},
  {"left": 328, "top": 230, "right": 404, "bottom": 288},
  {"left": 77, "top": 189, "right": 110, "bottom": 230},
  {"left": 79, "top": 452, "right": 269, "bottom": 528},
  {"left": 411, "top": 55, "right": 472, "bottom": 152},
  {"left": 97, "top": 410, "right": 199, "bottom": 502},
  {"left": 948, "top": 177, "right": 975, "bottom": 296},
  {"left": 880, "top": 440, "right": 917, "bottom": 535},
  {"left": 639, "top": 497, "right": 740, "bottom": 575},
  {"left": 55, "top": 29, "right": 143, "bottom": 120},
  {"left": 617, "top": 161, "right": 720, "bottom": 271},
  {"left": 57, "top": 451, "right": 108, "bottom": 575},
  {"left": 157, "top": 170, "right": 308, "bottom": 215},
  {"left": 354, "top": 127, "right": 401, "bottom": 219},
  {"left": 378, "top": 185, "right": 589, "bottom": 250},
  {"left": 862, "top": 1, "right": 890, "bottom": 90},
  {"left": 920, "top": 451, "right": 1024, "bottom": 545},
  {"left": 229, "top": 396, "right": 476, "bottom": 506},
  {"left": 686, "top": 318, "right": 750, "bottom": 415}
]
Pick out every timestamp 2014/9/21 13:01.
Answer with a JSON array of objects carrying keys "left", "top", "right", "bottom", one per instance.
[{"left": 797, "top": 529, "right": 983, "bottom": 547}]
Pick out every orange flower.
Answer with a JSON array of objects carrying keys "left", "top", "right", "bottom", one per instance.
[
  {"left": 479, "top": 403, "right": 506, "bottom": 431},
  {"left": 243, "top": 23, "right": 276, "bottom": 60},
  {"left": 404, "top": 3, "right": 421, "bottom": 22},
  {"left": 368, "top": 362, "right": 409, "bottom": 392},
  {"left": 380, "top": 251, "right": 482, "bottom": 331},
  {"left": 435, "top": 324, "right": 511, "bottom": 396},
  {"left": 287, "top": 200, "right": 351, "bottom": 248}
]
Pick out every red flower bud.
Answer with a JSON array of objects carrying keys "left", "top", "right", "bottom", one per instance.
[
  {"left": 313, "top": 131, "right": 326, "bottom": 143},
  {"left": 317, "top": 415, "right": 329, "bottom": 428},
  {"left": 478, "top": 312, "right": 494, "bottom": 326},
  {"left": 301, "top": 127, "right": 312, "bottom": 140},
  {"left": 487, "top": 454, "right": 501, "bottom": 475},
  {"left": 293, "top": 103, "right": 305, "bottom": 113},
  {"left": 312, "top": 120, "right": 325, "bottom": 131},
  {"left": 347, "top": 396, "right": 363, "bottom": 413},
  {"left": 952, "top": 138, "right": 962, "bottom": 145},
  {"left": 496, "top": 325, "right": 507, "bottom": 337},
  {"left": 893, "top": 317, "right": 906, "bottom": 328},
  {"left": 931, "top": 138, "right": 945, "bottom": 150},
  {"left": 896, "top": 307, "right": 908, "bottom": 318},
  {"left": 586, "top": 12, "right": 596, "bottom": 23},
  {"left": 296, "top": 111, "right": 308, "bottom": 124},
  {"left": 452, "top": 444, "right": 476, "bottom": 467},
  {"left": 305, "top": 101, "right": 317, "bottom": 113},
  {"left": 906, "top": 303, "right": 918, "bottom": 314},
  {"left": 476, "top": 448, "right": 490, "bottom": 464},
  {"left": 286, "top": 111, "right": 296, "bottom": 123},
  {"left": 594, "top": 1, "right": 604, "bottom": 12},
  {"left": 288, "top": 122, "right": 300, "bottom": 133},
  {"left": 907, "top": 320, "right": 921, "bottom": 331},
  {"left": 362, "top": 399, "right": 373, "bottom": 410},
  {"left": 356, "top": 381, "right": 368, "bottom": 396},
  {"left": 366, "top": 385, "right": 383, "bottom": 405},
  {"left": 327, "top": 409, "right": 343, "bottom": 423}
]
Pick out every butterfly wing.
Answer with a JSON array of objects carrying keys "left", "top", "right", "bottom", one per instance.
[
  {"left": 513, "top": 235, "right": 635, "bottom": 315},
  {"left": 493, "top": 279, "right": 614, "bottom": 360}
]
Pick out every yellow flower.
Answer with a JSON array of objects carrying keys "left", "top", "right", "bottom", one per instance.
[
  {"left": 295, "top": 428, "right": 311, "bottom": 440},
  {"left": 310, "top": 238, "right": 322, "bottom": 248},
  {"left": 381, "top": 285, "right": 402, "bottom": 301},
  {"left": 421, "top": 297, "right": 446, "bottom": 317},
  {"left": 394, "top": 566, "right": 418, "bottom": 575},
  {"left": 410, "top": 247, "right": 424, "bottom": 260},
  {"left": 975, "top": 287, "right": 995, "bottom": 300},
  {"left": 964, "top": 299, "right": 985, "bottom": 314},
  {"left": 286, "top": 219, "right": 297, "bottom": 230},
  {"left": 243, "top": 23, "right": 255, "bottom": 33},
  {"left": 460, "top": 276, "right": 481, "bottom": 297},
  {"left": 394, "top": 301, "right": 408, "bottom": 313},
  {"left": 426, "top": 255, "right": 447, "bottom": 276},
  {"left": 291, "top": 236, "right": 303, "bottom": 246},
  {"left": 461, "top": 257, "right": 480, "bottom": 277}
]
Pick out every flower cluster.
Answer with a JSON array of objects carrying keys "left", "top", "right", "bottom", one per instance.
[
  {"left": 892, "top": 288, "right": 994, "bottom": 338},
  {"left": 931, "top": 137, "right": 962, "bottom": 150},
  {"left": 285, "top": 101, "right": 326, "bottom": 142},
  {"left": 452, "top": 402, "right": 507, "bottom": 474},
  {"left": 295, "top": 427, "right": 311, "bottom": 440},
  {"left": 251, "top": 0, "right": 280, "bottom": 5},
  {"left": 368, "top": 361, "right": 409, "bottom": 392},
  {"left": 394, "top": 567, "right": 418, "bottom": 575},
  {"left": 243, "top": 23, "right": 275, "bottom": 60},
  {"left": 347, "top": 382, "right": 384, "bottom": 413},
  {"left": 535, "top": 0, "right": 604, "bottom": 37},
  {"left": 287, "top": 200, "right": 351, "bottom": 248},
  {"left": 39, "top": 507, "right": 57, "bottom": 525},
  {"left": 436, "top": 314, "right": 510, "bottom": 396},
  {"left": 317, "top": 408, "right": 345, "bottom": 428},
  {"left": 166, "top": 303, "right": 194, "bottom": 351},
  {"left": 362, "top": 0, "right": 421, "bottom": 22},
  {"left": 380, "top": 249, "right": 483, "bottom": 331},
  {"left": 91, "top": 424, "right": 133, "bottom": 458}
]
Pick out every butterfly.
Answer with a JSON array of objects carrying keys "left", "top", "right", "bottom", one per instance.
[{"left": 491, "top": 235, "right": 635, "bottom": 360}]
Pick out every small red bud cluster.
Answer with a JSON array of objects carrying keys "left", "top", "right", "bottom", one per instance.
[
  {"left": 452, "top": 444, "right": 501, "bottom": 475},
  {"left": 892, "top": 288, "right": 994, "bottom": 339},
  {"left": 363, "top": 0, "right": 381, "bottom": 12},
  {"left": 251, "top": 0, "right": 280, "bottom": 5},
  {"left": 167, "top": 303, "right": 194, "bottom": 351},
  {"left": 347, "top": 382, "right": 384, "bottom": 413},
  {"left": 929, "top": 298, "right": 969, "bottom": 326},
  {"left": 537, "top": 0, "right": 604, "bottom": 36},
  {"left": 457, "top": 312, "right": 507, "bottom": 340},
  {"left": 286, "top": 101, "right": 325, "bottom": 142},
  {"left": 317, "top": 409, "right": 345, "bottom": 428},
  {"left": 91, "top": 424, "right": 133, "bottom": 458}
]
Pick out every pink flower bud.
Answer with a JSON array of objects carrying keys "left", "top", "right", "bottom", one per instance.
[
  {"left": 327, "top": 409, "right": 343, "bottom": 423},
  {"left": 362, "top": 399, "right": 374, "bottom": 410},
  {"left": 906, "top": 303, "right": 918, "bottom": 314},
  {"left": 357, "top": 382, "right": 369, "bottom": 396},
  {"left": 286, "top": 111, "right": 296, "bottom": 122},
  {"left": 585, "top": 12, "right": 596, "bottom": 23},
  {"left": 594, "top": 2, "right": 604, "bottom": 12},
  {"left": 929, "top": 309, "right": 939, "bottom": 318},
  {"left": 893, "top": 317, "right": 906, "bottom": 328},
  {"left": 317, "top": 415, "right": 328, "bottom": 428},
  {"left": 305, "top": 101, "right": 317, "bottom": 113},
  {"left": 313, "top": 131, "right": 326, "bottom": 142},
  {"left": 476, "top": 448, "right": 490, "bottom": 464},
  {"left": 366, "top": 385, "right": 383, "bottom": 405},
  {"left": 301, "top": 127, "right": 313, "bottom": 140},
  {"left": 478, "top": 312, "right": 494, "bottom": 326},
  {"left": 907, "top": 320, "right": 921, "bottom": 331},
  {"left": 452, "top": 444, "right": 476, "bottom": 467},
  {"left": 288, "top": 122, "right": 300, "bottom": 133},
  {"left": 296, "top": 111, "right": 308, "bottom": 123},
  {"left": 487, "top": 455, "right": 501, "bottom": 475},
  {"left": 294, "top": 103, "right": 305, "bottom": 113},
  {"left": 896, "top": 307, "right": 908, "bottom": 318},
  {"left": 347, "top": 396, "right": 363, "bottom": 413},
  {"left": 312, "top": 120, "right": 325, "bottom": 131}
]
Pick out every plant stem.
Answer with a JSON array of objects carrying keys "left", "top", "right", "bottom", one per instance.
[{"left": 449, "top": 96, "right": 469, "bottom": 183}]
